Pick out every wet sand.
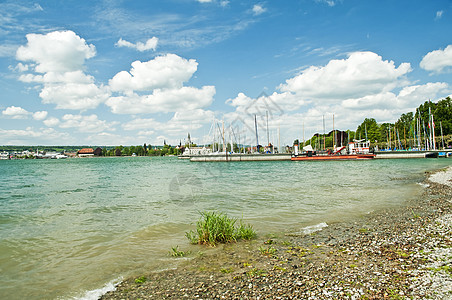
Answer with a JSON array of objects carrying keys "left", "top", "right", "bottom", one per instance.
[{"left": 101, "top": 166, "right": 451, "bottom": 299}]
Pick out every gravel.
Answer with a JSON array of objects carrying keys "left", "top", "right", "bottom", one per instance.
[{"left": 101, "top": 167, "right": 452, "bottom": 300}]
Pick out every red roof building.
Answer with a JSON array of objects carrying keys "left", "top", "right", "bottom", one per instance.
[{"left": 78, "top": 148, "right": 94, "bottom": 157}]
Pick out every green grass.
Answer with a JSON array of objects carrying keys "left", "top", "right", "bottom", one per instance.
[
  {"left": 169, "top": 246, "right": 189, "bottom": 257},
  {"left": 135, "top": 276, "right": 147, "bottom": 284},
  {"left": 186, "top": 211, "right": 256, "bottom": 246},
  {"left": 259, "top": 245, "right": 277, "bottom": 256}
]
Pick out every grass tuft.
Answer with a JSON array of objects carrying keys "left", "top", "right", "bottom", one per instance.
[
  {"left": 186, "top": 211, "right": 256, "bottom": 246},
  {"left": 169, "top": 246, "right": 189, "bottom": 257}
]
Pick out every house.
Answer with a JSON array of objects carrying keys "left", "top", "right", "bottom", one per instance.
[{"left": 78, "top": 148, "right": 95, "bottom": 157}]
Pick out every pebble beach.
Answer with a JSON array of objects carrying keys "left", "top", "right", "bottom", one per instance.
[{"left": 101, "top": 166, "right": 452, "bottom": 299}]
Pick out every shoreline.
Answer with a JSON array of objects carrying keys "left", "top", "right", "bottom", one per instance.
[{"left": 101, "top": 166, "right": 451, "bottom": 299}]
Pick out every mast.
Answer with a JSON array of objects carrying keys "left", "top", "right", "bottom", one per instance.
[
  {"left": 266, "top": 111, "right": 269, "bottom": 150},
  {"left": 212, "top": 116, "right": 216, "bottom": 152},
  {"left": 302, "top": 121, "right": 305, "bottom": 148},
  {"left": 254, "top": 115, "right": 259, "bottom": 153},
  {"left": 417, "top": 109, "right": 421, "bottom": 149},
  {"left": 222, "top": 119, "right": 226, "bottom": 153},
  {"left": 322, "top": 115, "right": 325, "bottom": 150},
  {"left": 440, "top": 121, "right": 445, "bottom": 150},
  {"left": 333, "top": 113, "right": 335, "bottom": 149},
  {"left": 278, "top": 123, "right": 281, "bottom": 154},
  {"left": 388, "top": 125, "right": 391, "bottom": 150},
  {"left": 428, "top": 106, "right": 433, "bottom": 150},
  {"left": 432, "top": 114, "right": 436, "bottom": 150}
]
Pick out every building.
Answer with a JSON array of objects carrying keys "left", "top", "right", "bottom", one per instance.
[{"left": 77, "top": 148, "right": 95, "bottom": 157}]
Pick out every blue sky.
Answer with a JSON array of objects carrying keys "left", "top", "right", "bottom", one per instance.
[{"left": 1, "top": 0, "right": 451, "bottom": 146}]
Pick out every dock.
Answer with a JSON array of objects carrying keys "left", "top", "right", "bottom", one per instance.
[{"left": 189, "top": 153, "right": 292, "bottom": 162}]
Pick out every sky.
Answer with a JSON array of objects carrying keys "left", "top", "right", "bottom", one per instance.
[{"left": 1, "top": 0, "right": 452, "bottom": 147}]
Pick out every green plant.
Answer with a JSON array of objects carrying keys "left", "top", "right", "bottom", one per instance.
[
  {"left": 186, "top": 211, "right": 256, "bottom": 246},
  {"left": 169, "top": 246, "right": 188, "bottom": 257},
  {"left": 259, "top": 246, "right": 277, "bottom": 256},
  {"left": 135, "top": 276, "right": 146, "bottom": 284},
  {"left": 220, "top": 267, "right": 234, "bottom": 273},
  {"left": 246, "top": 268, "right": 266, "bottom": 278}
]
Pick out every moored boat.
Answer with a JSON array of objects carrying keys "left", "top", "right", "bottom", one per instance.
[{"left": 291, "top": 140, "right": 376, "bottom": 161}]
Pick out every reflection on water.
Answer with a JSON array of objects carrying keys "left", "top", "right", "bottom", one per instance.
[{"left": 0, "top": 157, "right": 450, "bottom": 299}]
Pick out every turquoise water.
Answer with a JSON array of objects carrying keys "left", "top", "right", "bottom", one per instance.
[{"left": 0, "top": 157, "right": 450, "bottom": 299}]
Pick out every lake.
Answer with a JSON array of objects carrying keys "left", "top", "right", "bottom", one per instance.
[{"left": 0, "top": 157, "right": 450, "bottom": 299}]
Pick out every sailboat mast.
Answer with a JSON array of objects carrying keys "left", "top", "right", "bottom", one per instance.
[
  {"left": 333, "top": 113, "right": 335, "bottom": 149},
  {"left": 222, "top": 119, "right": 226, "bottom": 152},
  {"left": 254, "top": 115, "right": 259, "bottom": 153},
  {"left": 266, "top": 111, "right": 269, "bottom": 149},
  {"left": 322, "top": 115, "right": 325, "bottom": 150}
]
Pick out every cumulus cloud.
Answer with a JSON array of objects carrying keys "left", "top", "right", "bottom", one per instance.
[
  {"left": 252, "top": 4, "right": 266, "bottom": 16},
  {"left": 116, "top": 37, "right": 158, "bottom": 52},
  {"left": 59, "top": 114, "right": 118, "bottom": 133},
  {"left": 122, "top": 109, "right": 214, "bottom": 138},
  {"left": 16, "top": 30, "right": 108, "bottom": 111},
  {"left": 0, "top": 127, "right": 70, "bottom": 145},
  {"left": 16, "top": 30, "right": 96, "bottom": 73},
  {"left": 43, "top": 117, "right": 60, "bottom": 127},
  {"left": 2, "top": 106, "right": 30, "bottom": 119},
  {"left": 107, "top": 54, "right": 215, "bottom": 114},
  {"left": 279, "top": 51, "right": 411, "bottom": 102},
  {"left": 32, "top": 111, "right": 48, "bottom": 120},
  {"left": 107, "top": 86, "right": 215, "bottom": 114},
  {"left": 39, "top": 81, "right": 109, "bottom": 110},
  {"left": 110, "top": 54, "right": 198, "bottom": 92},
  {"left": 420, "top": 45, "right": 452, "bottom": 73}
]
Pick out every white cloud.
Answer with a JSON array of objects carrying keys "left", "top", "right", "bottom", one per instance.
[
  {"left": 252, "top": 4, "right": 266, "bottom": 16},
  {"left": 107, "top": 54, "right": 215, "bottom": 114},
  {"left": 85, "top": 132, "right": 134, "bottom": 146},
  {"left": 32, "top": 111, "right": 48, "bottom": 120},
  {"left": 197, "top": 0, "right": 212, "bottom": 3},
  {"left": 0, "top": 127, "right": 71, "bottom": 145},
  {"left": 279, "top": 51, "right": 411, "bottom": 102},
  {"left": 122, "top": 109, "right": 214, "bottom": 138},
  {"left": 435, "top": 10, "right": 443, "bottom": 20},
  {"left": 39, "top": 82, "right": 109, "bottom": 110},
  {"left": 106, "top": 86, "right": 215, "bottom": 114},
  {"left": 420, "top": 45, "right": 452, "bottom": 74},
  {"left": 220, "top": 1, "right": 230, "bottom": 7},
  {"left": 110, "top": 54, "right": 198, "bottom": 92},
  {"left": 16, "top": 30, "right": 108, "bottom": 111},
  {"left": 116, "top": 37, "right": 158, "bottom": 52},
  {"left": 16, "top": 30, "right": 96, "bottom": 73},
  {"left": 59, "top": 114, "right": 117, "bottom": 133},
  {"left": 2, "top": 106, "right": 30, "bottom": 119},
  {"left": 43, "top": 117, "right": 60, "bottom": 127},
  {"left": 315, "top": 0, "right": 336, "bottom": 6}
]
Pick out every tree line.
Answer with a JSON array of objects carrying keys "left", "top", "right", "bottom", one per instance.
[
  {"left": 103, "top": 144, "right": 183, "bottom": 156},
  {"left": 300, "top": 97, "right": 452, "bottom": 150}
]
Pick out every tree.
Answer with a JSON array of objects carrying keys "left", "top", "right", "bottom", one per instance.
[
  {"left": 434, "top": 97, "right": 452, "bottom": 135},
  {"left": 356, "top": 118, "right": 380, "bottom": 142}
]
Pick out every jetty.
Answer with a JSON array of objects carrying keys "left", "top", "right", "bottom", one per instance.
[{"left": 189, "top": 153, "right": 291, "bottom": 162}]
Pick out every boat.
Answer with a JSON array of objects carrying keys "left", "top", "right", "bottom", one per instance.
[{"left": 291, "top": 140, "right": 376, "bottom": 161}]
